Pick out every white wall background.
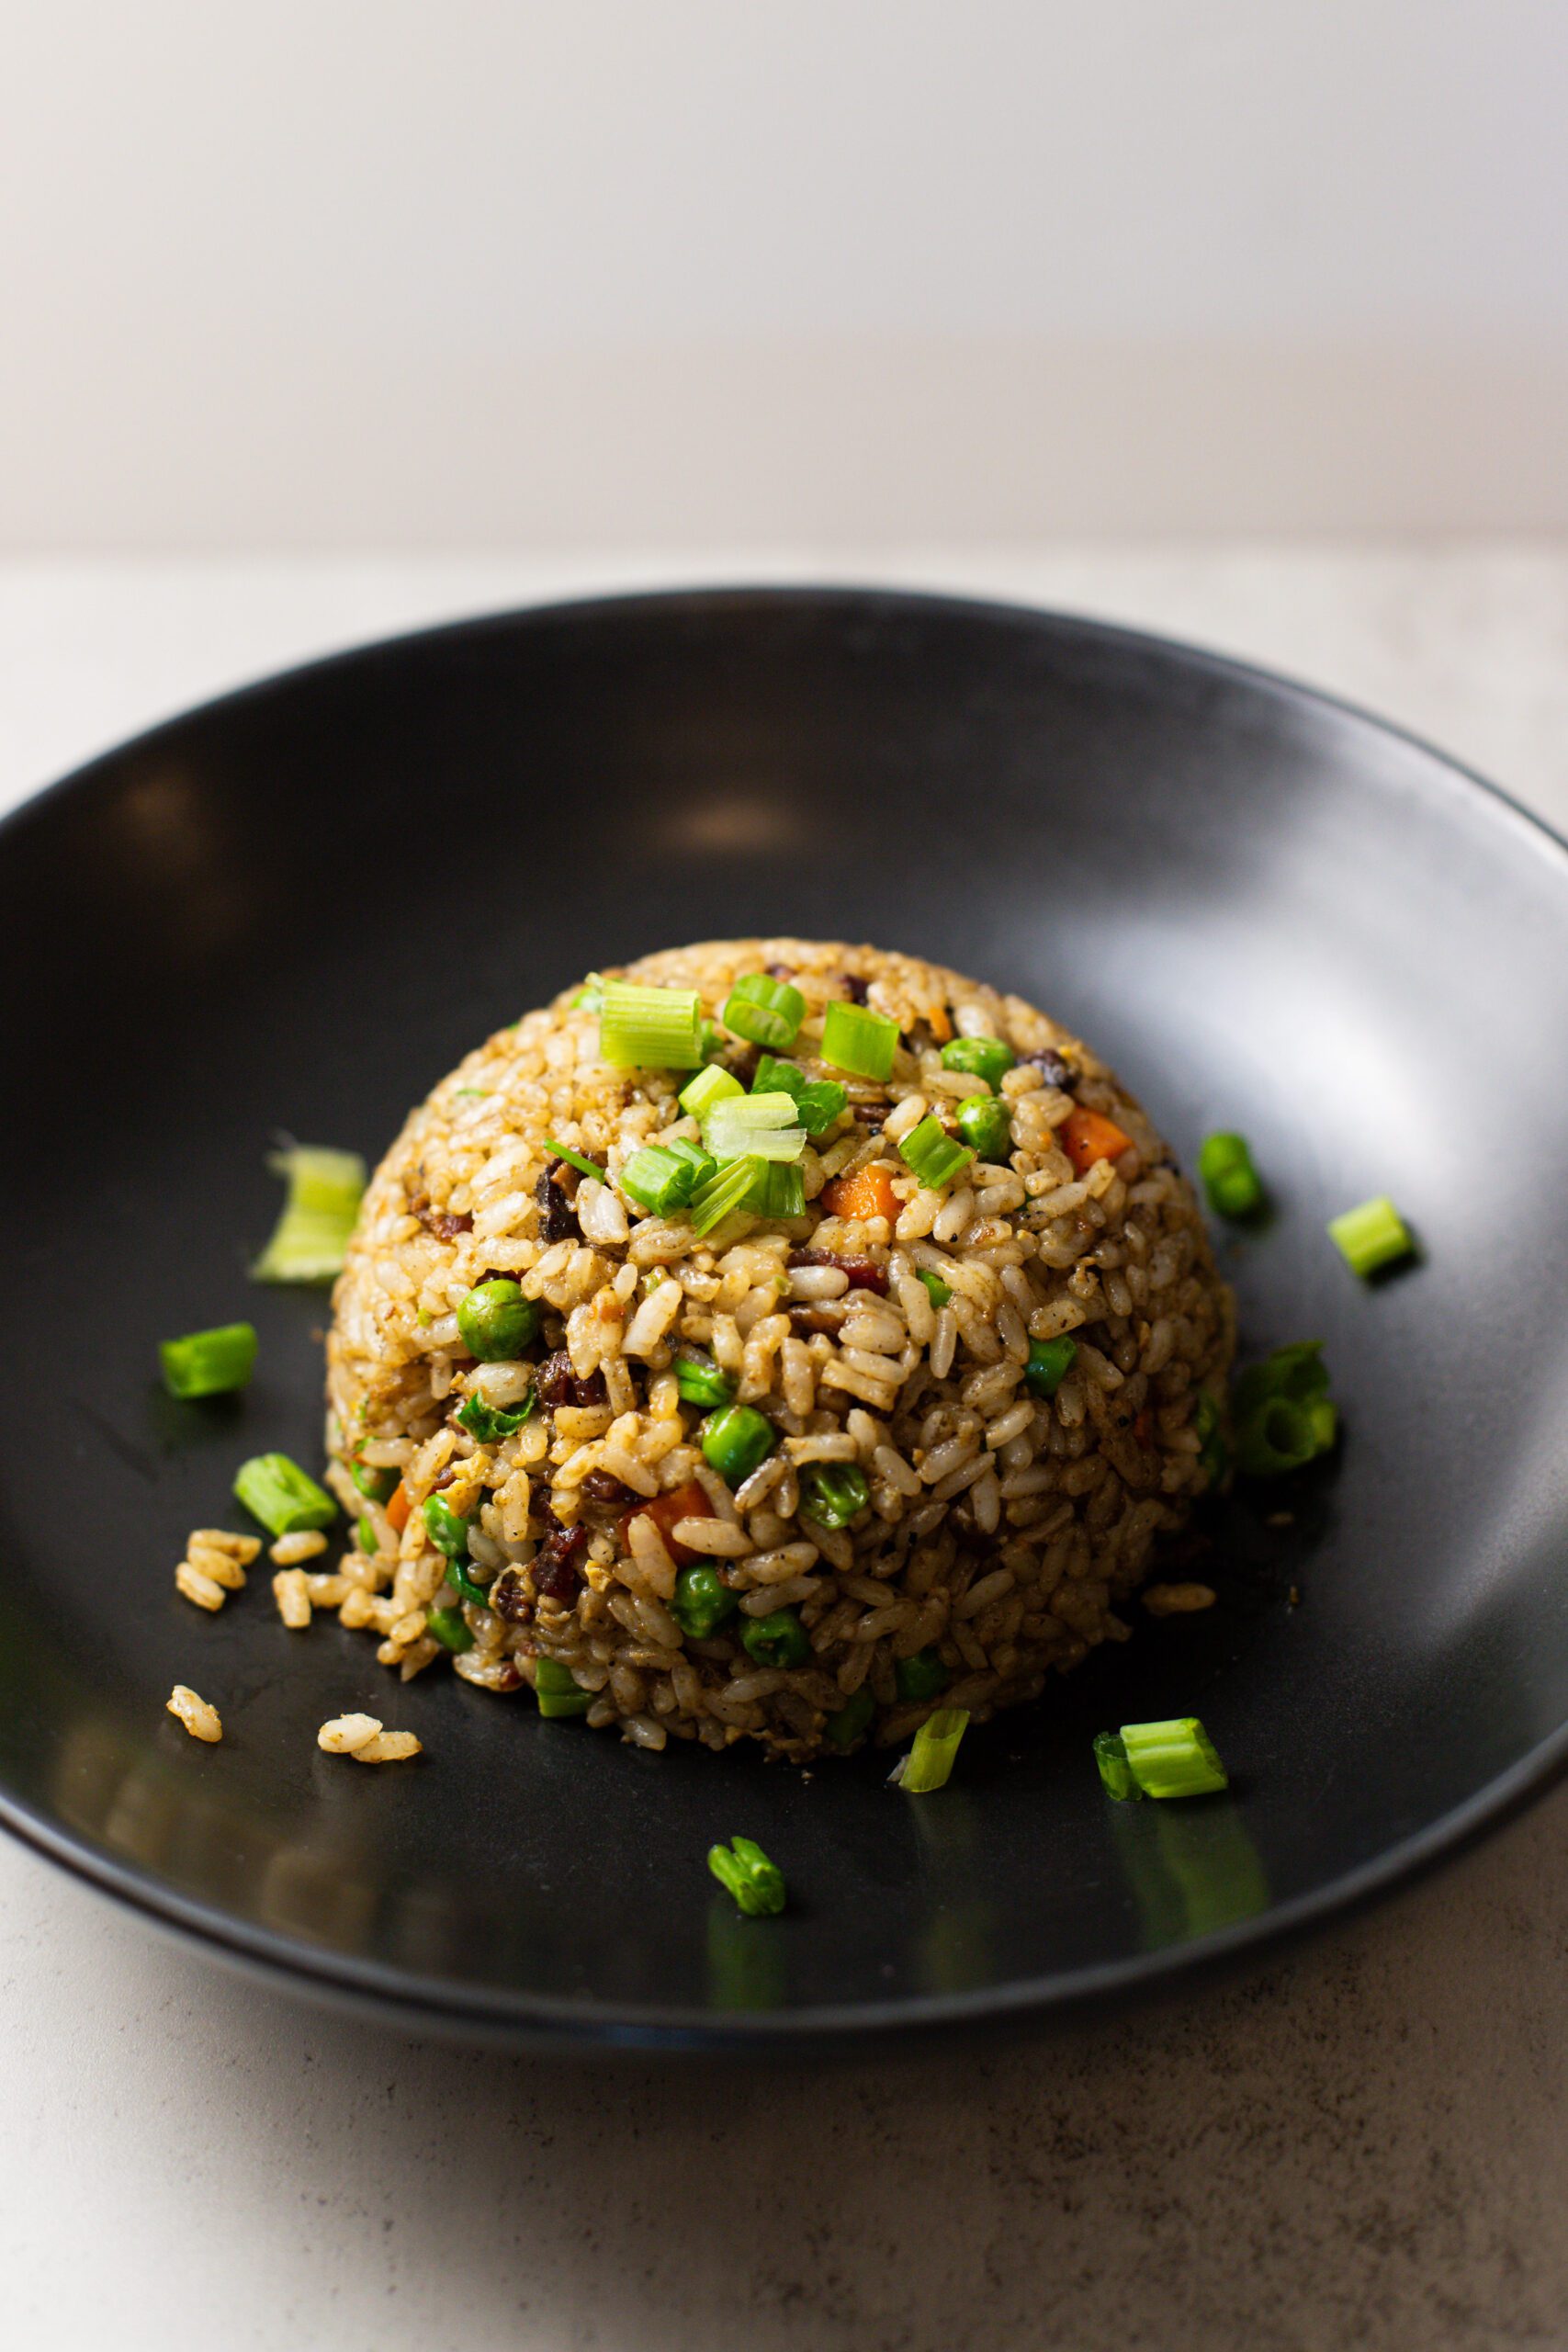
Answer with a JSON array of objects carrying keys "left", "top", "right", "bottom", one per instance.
[{"left": 2, "top": 0, "right": 1565, "bottom": 548}]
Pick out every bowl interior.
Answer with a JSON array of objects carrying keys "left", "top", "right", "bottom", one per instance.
[{"left": 4, "top": 587, "right": 1568, "bottom": 2043}]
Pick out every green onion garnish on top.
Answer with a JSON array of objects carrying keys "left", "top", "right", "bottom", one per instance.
[
  {"left": 719, "top": 974, "right": 806, "bottom": 1052},
  {"left": 233, "top": 1453, "right": 337, "bottom": 1537},
  {"left": 707, "top": 1834, "right": 787, "bottom": 1916},
  {"left": 889, "top": 1707, "right": 970, "bottom": 1792},
  {"left": 599, "top": 980, "right": 705, "bottom": 1070},
  {"left": 570, "top": 975, "right": 604, "bottom": 1011},
  {"left": 703, "top": 1091, "right": 807, "bottom": 1165},
  {"left": 1092, "top": 1730, "right": 1142, "bottom": 1802},
  {"left": 678, "top": 1063, "right": 743, "bottom": 1120},
  {"left": 741, "top": 1159, "right": 807, "bottom": 1219},
  {"left": 159, "top": 1321, "right": 257, "bottom": 1399},
  {"left": 940, "top": 1035, "right": 1015, "bottom": 1090},
  {"left": 619, "top": 1144, "right": 707, "bottom": 1216},
  {"left": 542, "top": 1137, "right": 604, "bottom": 1181},
  {"left": 898, "top": 1115, "right": 976, "bottom": 1193},
  {"left": 1327, "top": 1193, "right": 1413, "bottom": 1277},
  {"left": 1117, "top": 1717, "right": 1228, "bottom": 1799},
  {"left": 688, "top": 1157, "right": 761, "bottom": 1236},
  {"left": 1198, "top": 1131, "right": 1265, "bottom": 1219},
  {"left": 820, "top": 998, "right": 898, "bottom": 1081},
  {"left": 751, "top": 1054, "right": 847, "bottom": 1137},
  {"left": 251, "top": 1145, "right": 367, "bottom": 1283}
]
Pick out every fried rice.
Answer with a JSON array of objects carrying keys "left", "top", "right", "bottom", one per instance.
[{"left": 321, "top": 939, "right": 1234, "bottom": 1760}]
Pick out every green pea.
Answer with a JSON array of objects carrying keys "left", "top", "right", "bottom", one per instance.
[
  {"left": 895, "top": 1647, "right": 951, "bottom": 1702},
  {"left": 671, "top": 1562, "right": 739, "bottom": 1640},
  {"left": 800, "top": 1464, "right": 869, "bottom": 1531},
  {"left": 940, "top": 1036, "right": 1015, "bottom": 1090},
  {"left": 954, "top": 1093, "right": 1012, "bottom": 1161},
  {"left": 700, "top": 1403, "right": 776, "bottom": 1487},
  {"left": 457, "top": 1278, "right": 540, "bottom": 1362},
  {"left": 1025, "top": 1337, "right": 1077, "bottom": 1398},
  {"left": 741, "top": 1608, "right": 810, "bottom": 1670}
]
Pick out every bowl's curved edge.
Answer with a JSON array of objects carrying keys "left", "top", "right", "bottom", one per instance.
[{"left": 6, "top": 577, "right": 1568, "bottom": 2052}]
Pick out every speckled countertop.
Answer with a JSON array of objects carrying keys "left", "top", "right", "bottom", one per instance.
[{"left": 5, "top": 548, "right": 1567, "bottom": 2352}]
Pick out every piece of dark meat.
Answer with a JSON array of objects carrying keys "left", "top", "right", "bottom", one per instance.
[
  {"left": 536, "top": 1350, "right": 607, "bottom": 1409},
  {"left": 533, "top": 1522, "right": 588, "bottom": 1603},
  {"left": 839, "top": 973, "right": 869, "bottom": 1004},
  {"left": 789, "top": 1303, "right": 849, "bottom": 1336},
  {"left": 787, "top": 1247, "right": 889, "bottom": 1296},
  {"left": 536, "top": 1160, "right": 579, "bottom": 1243},
  {"left": 490, "top": 1567, "right": 533, "bottom": 1624},
  {"left": 1021, "top": 1047, "right": 1077, "bottom": 1092},
  {"left": 581, "top": 1468, "right": 637, "bottom": 1507},
  {"left": 764, "top": 962, "right": 795, "bottom": 981}
]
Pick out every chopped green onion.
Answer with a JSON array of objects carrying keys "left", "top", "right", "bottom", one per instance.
[
  {"left": 940, "top": 1036, "right": 1015, "bottom": 1090},
  {"left": 826, "top": 1684, "right": 876, "bottom": 1747},
  {"left": 707, "top": 1835, "right": 787, "bottom": 1917},
  {"left": 740, "top": 1607, "right": 810, "bottom": 1669},
  {"left": 456, "top": 1390, "right": 535, "bottom": 1442},
  {"left": 426, "top": 1604, "right": 474, "bottom": 1655},
  {"left": 752, "top": 1054, "right": 847, "bottom": 1137},
  {"left": 954, "top": 1094, "right": 1012, "bottom": 1161},
  {"left": 1024, "top": 1337, "right": 1077, "bottom": 1398},
  {"left": 671, "top": 1561, "right": 739, "bottom": 1638},
  {"left": 1120, "top": 1717, "right": 1228, "bottom": 1799},
  {"left": 916, "top": 1269, "right": 952, "bottom": 1309},
  {"left": 599, "top": 980, "right": 705, "bottom": 1069},
  {"left": 233, "top": 1453, "right": 337, "bottom": 1538},
  {"left": 895, "top": 1647, "right": 951, "bottom": 1702},
  {"left": 689, "top": 1157, "right": 760, "bottom": 1236},
  {"left": 1198, "top": 1131, "right": 1265, "bottom": 1219},
  {"left": 800, "top": 1463, "right": 869, "bottom": 1530},
  {"left": 720, "top": 974, "right": 806, "bottom": 1052},
  {"left": 741, "top": 1160, "right": 806, "bottom": 1219},
  {"left": 252, "top": 1145, "right": 367, "bottom": 1283},
  {"left": 1233, "top": 1342, "right": 1337, "bottom": 1476},
  {"left": 679, "top": 1063, "right": 744, "bottom": 1119},
  {"left": 619, "top": 1144, "right": 704, "bottom": 1216},
  {"left": 667, "top": 1136, "right": 717, "bottom": 1190},
  {"left": 673, "top": 1351, "right": 734, "bottom": 1409},
  {"left": 1327, "top": 1194, "right": 1414, "bottom": 1277},
  {"left": 543, "top": 1137, "right": 604, "bottom": 1181},
  {"left": 1235, "top": 1395, "right": 1325, "bottom": 1477},
  {"left": 355, "top": 1512, "right": 378, "bottom": 1555},
  {"left": 351, "top": 1457, "right": 400, "bottom": 1503},
  {"left": 422, "top": 1493, "right": 472, "bottom": 1559},
  {"left": 820, "top": 999, "right": 898, "bottom": 1081},
  {"left": 1194, "top": 1390, "right": 1228, "bottom": 1485},
  {"left": 535, "top": 1656, "right": 592, "bottom": 1718},
  {"left": 1093, "top": 1730, "right": 1143, "bottom": 1802},
  {"left": 702, "top": 1091, "right": 807, "bottom": 1164},
  {"left": 890, "top": 1707, "right": 969, "bottom": 1792},
  {"left": 457, "top": 1278, "right": 539, "bottom": 1362},
  {"left": 159, "top": 1321, "right": 257, "bottom": 1399},
  {"left": 570, "top": 975, "right": 604, "bottom": 1011},
  {"left": 899, "top": 1115, "right": 975, "bottom": 1193},
  {"left": 701, "top": 1403, "right": 775, "bottom": 1485}
]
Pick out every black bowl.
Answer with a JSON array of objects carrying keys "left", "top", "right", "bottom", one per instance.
[{"left": 5, "top": 586, "right": 1567, "bottom": 2052}]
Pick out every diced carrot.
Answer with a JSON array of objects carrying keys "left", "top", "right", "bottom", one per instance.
[
  {"left": 1060, "top": 1106, "right": 1134, "bottom": 1175},
  {"left": 821, "top": 1163, "right": 899, "bottom": 1223},
  {"left": 385, "top": 1478, "right": 412, "bottom": 1532},
  {"left": 620, "top": 1479, "right": 713, "bottom": 1568},
  {"left": 927, "top": 1003, "right": 953, "bottom": 1044}
]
